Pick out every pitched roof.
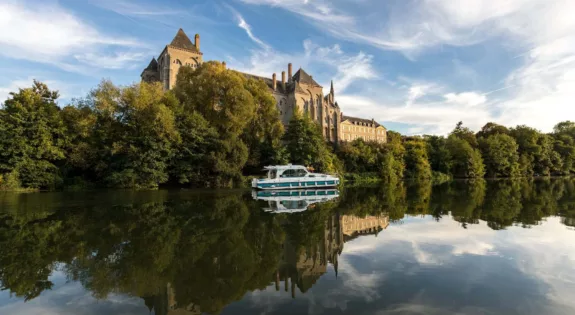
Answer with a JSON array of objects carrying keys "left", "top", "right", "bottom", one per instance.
[
  {"left": 169, "top": 28, "right": 197, "bottom": 51},
  {"left": 292, "top": 68, "right": 322, "bottom": 87},
  {"left": 237, "top": 71, "right": 291, "bottom": 94},
  {"left": 342, "top": 115, "right": 383, "bottom": 128},
  {"left": 144, "top": 58, "right": 158, "bottom": 71}
]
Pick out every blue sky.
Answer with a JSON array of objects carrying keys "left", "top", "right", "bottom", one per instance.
[{"left": 1, "top": 0, "right": 574, "bottom": 135}]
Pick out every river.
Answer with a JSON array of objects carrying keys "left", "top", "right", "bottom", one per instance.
[{"left": 1, "top": 179, "right": 574, "bottom": 314}]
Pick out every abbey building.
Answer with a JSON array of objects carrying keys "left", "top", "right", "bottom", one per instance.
[{"left": 141, "top": 29, "right": 387, "bottom": 143}]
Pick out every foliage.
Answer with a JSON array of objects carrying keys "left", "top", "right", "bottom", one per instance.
[
  {"left": 404, "top": 139, "right": 432, "bottom": 179},
  {"left": 0, "top": 81, "right": 66, "bottom": 189},
  {"left": 450, "top": 121, "right": 478, "bottom": 148},
  {"left": 446, "top": 136, "right": 485, "bottom": 178},
  {"left": 479, "top": 134, "right": 520, "bottom": 178},
  {"left": 283, "top": 109, "right": 339, "bottom": 173}
]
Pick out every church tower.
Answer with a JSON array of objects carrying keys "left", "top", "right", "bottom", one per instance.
[{"left": 141, "top": 28, "right": 203, "bottom": 90}]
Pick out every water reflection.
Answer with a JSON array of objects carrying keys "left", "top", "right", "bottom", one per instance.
[
  {"left": 252, "top": 189, "right": 340, "bottom": 213},
  {"left": 0, "top": 178, "right": 574, "bottom": 314}
]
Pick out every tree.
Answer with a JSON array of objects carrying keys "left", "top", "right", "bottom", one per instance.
[
  {"left": 450, "top": 121, "right": 478, "bottom": 148},
  {"left": 71, "top": 80, "right": 180, "bottom": 188},
  {"left": 479, "top": 134, "right": 520, "bottom": 178},
  {"left": 510, "top": 125, "right": 554, "bottom": 176},
  {"left": 476, "top": 122, "right": 509, "bottom": 139},
  {"left": 174, "top": 62, "right": 255, "bottom": 136},
  {"left": 0, "top": 81, "right": 66, "bottom": 189},
  {"left": 242, "top": 78, "right": 287, "bottom": 172},
  {"left": 379, "top": 132, "right": 405, "bottom": 181},
  {"left": 283, "top": 109, "right": 339, "bottom": 173},
  {"left": 425, "top": 135, "right": 451, "bottom": 174},
  {"left": 404, "top": 139, "right": 432, "bottom": 179},
  {"left": 446, "top": 136, "right": 485, "bottom": 178}
]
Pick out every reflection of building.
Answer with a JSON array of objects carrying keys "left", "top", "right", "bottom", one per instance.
[
  {"left": 142, "top": 283, "right": 201, "bottom": 315},
  {"left": 141, "top": 29, "right": 387, "bottom": 143},
  {"left": 341, "top": 214, "right": 389, "bottom": 242},
  {"left": 275, "top": 213, "right": 389, "bottom": 298}
]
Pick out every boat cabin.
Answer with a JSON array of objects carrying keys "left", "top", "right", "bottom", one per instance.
[{"left": 265, "top": 165, "right": 311, "bottom": 179}]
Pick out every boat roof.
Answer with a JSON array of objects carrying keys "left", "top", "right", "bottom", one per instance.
[{"left": 263, "top": 164, "right": 307, "bottom": 170}]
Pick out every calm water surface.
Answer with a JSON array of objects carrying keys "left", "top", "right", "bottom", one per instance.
[{"left": 1, "top": 179, "right": 575, "bottom": 315}]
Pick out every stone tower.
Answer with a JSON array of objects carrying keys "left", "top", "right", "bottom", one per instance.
[{"left": 141, "top": 28, "right": 203, "bottom": 90}]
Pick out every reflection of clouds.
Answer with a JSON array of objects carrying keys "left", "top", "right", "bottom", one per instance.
[
  {"left": 500, "top": 218, "right": 575, "bottom": 312},
  {"left": 236, "top": 215, "right": 575, "bottom": 314},
  {"left": 0, "top": 271, "right": 147, "bottom": 315}
]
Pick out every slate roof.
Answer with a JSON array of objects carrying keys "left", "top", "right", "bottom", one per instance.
[
  {"left": 144, "top": 58, "right": 158, "bottom": 71},
  {"left": 342, "top": 115, "right": 383, "bottom": 128},
  {"left": 238, "top": 72, "right": 292, "bottom": 94},
  {"left": 169, "top": 28, "right": 198, "bottom": 51},
  {"left": 292, "top": 68, "right": 322, "bottom": 87}
]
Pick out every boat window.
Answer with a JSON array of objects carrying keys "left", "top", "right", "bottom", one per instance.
[
  {"left": 281, "top": 169, "right": 296, "bottom": 177},
  {"left": 281, "top": 169, "right": 307, "bottom": 178},
  {"left": 281, "top": 200, "right": 307, "bottom": 210},
  {"left": 295, "top": 169, "right": 307, "bottom": 177},
  {"left": 268, "top": 170, "right": 277, "bottom": 179}
]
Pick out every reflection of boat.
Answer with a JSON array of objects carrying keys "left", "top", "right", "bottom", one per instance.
[
  {"left": 251, "top": 164, "right": 340, "bottom": 190},
  {"left": 252, "top": 189, "right": 339, "bottom": 213}
]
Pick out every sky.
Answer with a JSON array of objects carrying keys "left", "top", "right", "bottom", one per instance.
[{"left": 1, "top": 0, "right": 574, "bottom": 135}]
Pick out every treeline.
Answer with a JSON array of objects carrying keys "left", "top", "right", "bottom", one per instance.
[
  {"left": 337, "top": 121, "right": 575, "bottom": 180},
  {"left": 0, "top": 61, "right": 338, "bottom": 190},
  {"left": 2, "top": 61, "right": 574, "bottom": 190}
]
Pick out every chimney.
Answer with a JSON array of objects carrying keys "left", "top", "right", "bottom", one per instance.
[
  {"left": 272, "top": 73, "right": 277, "bottom": 91},
  {"left": 288, "top": 63, "right": 293, "bottom": 82},
  {"left": 195, "top": 34, "right": 200, "bottom": 50},
  {"left": 282, "top": 71, "right": 286, "bottom": 90}
]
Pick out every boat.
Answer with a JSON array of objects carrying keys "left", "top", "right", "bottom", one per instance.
[
  {"left": 252, "top": 189, "right": 339, "bottom": 213},
  {"left": 251, "top": 164, "right": 340, "bottom": 190}
]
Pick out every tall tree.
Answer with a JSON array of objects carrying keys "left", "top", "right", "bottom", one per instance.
[
  {"left": 450, "top": 121, "right": 479, "bottom": 148},
  {"left": 446, "top": 136, "right": 485, "bottom": 178},
  {"left": 479, "top": 134, "right": 520, "bottom": 178},
  {"left": 404, "top": 139, "right": 432, "bottom": 179},
  {"left": 0, "top": 81, "right": 66, "bottom": 189}
]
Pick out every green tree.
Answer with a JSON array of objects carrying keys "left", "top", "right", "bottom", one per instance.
[
  {"left": 0, "top": 81, "right": 66, "bottom": 189},
  {"left": 379, "top": 131, "right": 405, "bottom": 181},
  {"left": 425, "top": 135, "right": 451, "bottom": 174},
  {"left": 476, "top": 122, "right": 509, "bottom": 139},
  {"left": 446, "top": 136, "right": 485, "bottom": 178},
  {"left": 404, "top": 139, "right": 432, "bottom": 179},
  {"left": 79, "top": 81, "right": 180, "bottom": 188},
  {"left": 283, "top": 109, "right": 339, "bottom": 173},
  {"left": 450, "top": 121, "right": 478, "bottom": 148},
  {"left": 242, "top": 78, "right": 287, "bottom": 172},
  {"left": 479, "top": 134, "right": 520, "bottom": 178}
]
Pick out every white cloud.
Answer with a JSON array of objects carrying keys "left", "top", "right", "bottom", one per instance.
[
  {"left": 444, "top": 92, "right": 487, "bottom": 107},
  {"left": 0, "top": 1, "right": 148, "bottom": 72},
  {"left": 240, "top": 0, "right": 575, "bottom": 133},
  {"left": 74, "top": 52, "right": 147, "bottom": 70},
  {"left": 228, "top": 16, "right": 377, "bottom": 95},
  {"left": 228, "top": 7, "right": 271, "bottom": 50}
]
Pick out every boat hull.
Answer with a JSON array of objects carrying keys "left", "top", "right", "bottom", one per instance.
[{"left": 252, "top": 178, "right": 340, "bottom": 190}]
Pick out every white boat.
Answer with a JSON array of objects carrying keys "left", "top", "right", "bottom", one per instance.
[
  {"left": 251, "top": 164, "right": 340, "bottom": 190},
  {"left": 252, "top": 189, "right": 340, "bottom": 213}
]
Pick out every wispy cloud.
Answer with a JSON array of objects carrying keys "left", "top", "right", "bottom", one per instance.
[
  {"left": 227, "top": 6, "right": 271, "bottom": 50},
  {"left": 0, "top": 0, "right": 148, "bottom": 73}
]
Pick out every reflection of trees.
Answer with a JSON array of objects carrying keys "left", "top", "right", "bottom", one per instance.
[
  {"left": 445, "top": 180, "right": 486, "bottom": 228},
  {"left": 3, "top": 178, "right": 575, "bottom": 311},
  {"left": 481, "top": 180, "right": 522, "bottom": 230}
]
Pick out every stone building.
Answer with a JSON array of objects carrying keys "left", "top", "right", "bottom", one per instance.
[{"left": 142, "top": 28, "right": 387, "bottom": 143}]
